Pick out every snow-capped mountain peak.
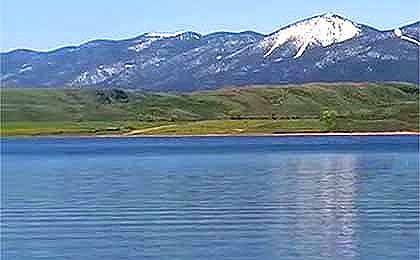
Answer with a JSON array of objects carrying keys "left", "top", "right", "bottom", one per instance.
[{"left": 261, "top": 13, "right": 362, "bottom": 58}]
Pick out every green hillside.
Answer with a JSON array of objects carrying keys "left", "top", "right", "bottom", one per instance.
[{"left": 1, "top": 82, "right": 419, "bottom": 135}]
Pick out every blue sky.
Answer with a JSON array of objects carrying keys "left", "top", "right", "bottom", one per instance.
[{"left": 1, "top": 0, "right": 419, "bottom": 52}]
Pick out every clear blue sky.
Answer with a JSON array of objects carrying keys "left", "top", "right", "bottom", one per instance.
[{"left": 1, "top": 0, "right": 419, "bottom": 52}]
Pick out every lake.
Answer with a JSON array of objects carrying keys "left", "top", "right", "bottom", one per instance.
[{"left": 1, "top": 136, "right": 419, "bottom": 260}]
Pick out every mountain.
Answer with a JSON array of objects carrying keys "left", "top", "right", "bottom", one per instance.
[
  {"left": 1, "top": 13, "right": 419, "bottom": 91},
  {"left": 261, "top": 13, "right": 364, "bottom": 58}
]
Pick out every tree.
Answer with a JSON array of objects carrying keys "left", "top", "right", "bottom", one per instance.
[{"left": 320, "top": 110, "right": 337, "bottom": 131}]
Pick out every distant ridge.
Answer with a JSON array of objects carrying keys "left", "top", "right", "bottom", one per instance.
[{"left": 1, "top": 13, "right": 419, "bottom": 91}]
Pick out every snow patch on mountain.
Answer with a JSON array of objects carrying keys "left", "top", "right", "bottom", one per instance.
[
  {"left": 145, "top": 31, "right": 201, "bottom": 41},
  {"left": 394, "top": 28, "right": 420, "bottom": 45},
  {"left": 19, "top": 64, "right": 33, "bottom": 73},
  {"left": 128, "top": 31, "right": 201, "bottom": 51},
  {"left": 261, "top": 13, "right": 361, "bottom": 58},
  {"left": 72, "top": 64, "right": 125, "bottom": 85},
  {"left": 146, "top": 31, "right": 187, "bottom": 38},
  {"left": 128, "top": 39, "right": 157, "bottom": 52}
]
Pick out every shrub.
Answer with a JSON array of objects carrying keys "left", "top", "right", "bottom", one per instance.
[{"left": 320, "top": 110, "right": 337, "bottom": 131}]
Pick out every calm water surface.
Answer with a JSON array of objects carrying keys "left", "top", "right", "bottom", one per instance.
[{"left": 1, "top": 136, "right": 419, "bottom": 260}]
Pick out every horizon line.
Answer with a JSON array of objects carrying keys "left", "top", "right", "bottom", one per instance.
[{"left": 2, "top": 13, "right": 419, "bottom": 54}]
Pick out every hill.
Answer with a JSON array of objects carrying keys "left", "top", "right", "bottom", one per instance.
[{"left": 1, "top": 82, "right": 418, "bottom": 135}]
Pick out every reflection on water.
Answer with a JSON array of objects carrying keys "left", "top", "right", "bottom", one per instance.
[
  {"left": 1, "top": 136, "right": 419, "bottom": 260},
  {"left": 292, "top": 155, "right": 358, "bottom": 260},
  {"left": 264, "top": 153, "right": 360, "bottom": 259}
]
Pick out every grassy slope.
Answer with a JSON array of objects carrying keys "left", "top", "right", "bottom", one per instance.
[{"left": 1, "top": 82, "right": 419, "bottom": 135}]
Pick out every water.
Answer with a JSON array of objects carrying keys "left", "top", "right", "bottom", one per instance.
[{"left": 1, "top": 136, "right": 419, "bottom": 260}]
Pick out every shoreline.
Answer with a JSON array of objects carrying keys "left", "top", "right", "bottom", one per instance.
[
  {"left": 3, "top": 131, "right": 419, "bottom": 138},
  {"left": 113, "top": 131, "right": 420, "bottom": 138}
]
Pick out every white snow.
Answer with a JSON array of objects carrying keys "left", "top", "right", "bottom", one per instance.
[
  {"left": 145, "top": 31, "right": 187, "bottom": 38},
  {"left": 394, "top": 28, "right": 403, "bottom": 37},
  {"left": 261, "top": 14, "right": 361, "bottom": 58},
  {"left": 128, "top": 39, "right": 156, "bottom": 52},
  {"left": 19, "top": 64, "right": 33, "bottom": 73},
  {"left": 124, "top": 64, "right": 135, "bottom": 69},
  {"left": 294, "top": 41, "right": 310, "bottom": 58},
  {"left": 394, "top": 28, "right": 420, "bottom": 45},
  {"left": 72, "top": 64, "right": 125, "bottom": 85}
]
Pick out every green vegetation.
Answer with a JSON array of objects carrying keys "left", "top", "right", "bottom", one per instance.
[
  {"left": 320, "top": 110, "right": 338, "bottom": 131},
  {"left": 1, "top": 82, "right": 419, "bottom": 136}
]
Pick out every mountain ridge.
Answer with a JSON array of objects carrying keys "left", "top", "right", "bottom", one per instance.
[
  {"left": 1, "top": 13, "right": 419, "bottom": 91},
  {"left": 4, "top": 13, "right": 416, "bottom": 55}
]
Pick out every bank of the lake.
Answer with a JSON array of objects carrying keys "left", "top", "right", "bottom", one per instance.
[{"left": 2, "top": 119, "right": 419, "bottom": 137}]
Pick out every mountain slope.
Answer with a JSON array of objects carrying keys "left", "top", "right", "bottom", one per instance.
[
  {"left": 261, "top": 13, "right": 363, "bottom": 58},
  {"left": 1, "top": 14, "right": 419, "bottom": 91}
]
